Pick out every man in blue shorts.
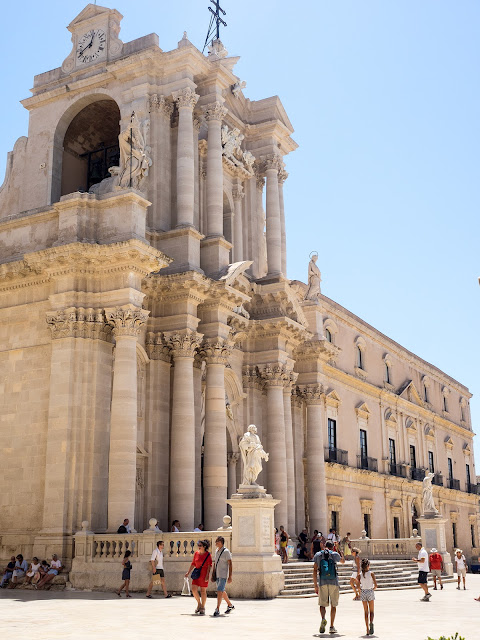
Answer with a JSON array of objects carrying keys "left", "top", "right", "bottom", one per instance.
[{"left": 213, "top": 536, "right": 234, "bottom": 617}]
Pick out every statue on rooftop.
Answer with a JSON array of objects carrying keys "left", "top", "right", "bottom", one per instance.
[{"left": 304, "top": 252, "right": 321, "bottom": 301}]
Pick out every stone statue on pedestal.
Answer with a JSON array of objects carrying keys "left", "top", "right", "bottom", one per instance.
[
  {"left": 239, "top": 424, "right": 269, "bottom": 486},
  {"left": 304, "top": 252, "right": 321, "bottom": 301},
  {"left": 422, "top": 472, "right": 439, "bottom": 516},
  {"left": 118, "top": 111, "right": 152, "bottom": 190}
]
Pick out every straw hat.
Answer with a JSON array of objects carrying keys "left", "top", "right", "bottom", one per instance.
[{"left": 430, "top": 548, "right": 438, "bottom": 553}]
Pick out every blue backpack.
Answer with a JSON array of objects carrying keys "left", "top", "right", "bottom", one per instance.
[{"left": 318, "top": 550, "right": 336, "bottom": 579}]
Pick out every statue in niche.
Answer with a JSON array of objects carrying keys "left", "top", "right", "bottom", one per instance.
[
  {"left": 304, "top": 251, "right": 321, "bottom": 301},
  {"left": 118, "top": 111, "right": 152, "bottom": 190},
  {"left": 239, "top": 424, "right": 269, "bottom": 486},
  {"left": 422, "top": 472, "right": 439, "bottom": 515}
]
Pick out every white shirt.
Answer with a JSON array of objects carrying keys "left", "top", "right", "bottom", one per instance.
[
  {"left": 194, "top": 528, "right": 202, "bottom": 532},
  {"left": 455, "top": 555, "right": 466, "bottom": 570},
  {"left": 50, "top": 559, "right": 62, "bottom": 570},
  {"left": 150, "top": 549, "right": 164, "bottom": 570},
  {"left": 172, "top": 526, "right": 179, "bottom": 532},
  {"left": 327, "top": 533, "right": 335, "bottom": 540},
  {"left": 125, "top": 524, "right": 132, "bottom": 533},
  {"left": 417, "top": 548, "right": 429, "bottom": 572},
  {"left": 359, "top": 570, "right": 374, "bottom": 590}
]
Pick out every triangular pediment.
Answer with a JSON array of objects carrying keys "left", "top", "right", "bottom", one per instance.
[
  {"left": 398, "top": 380, "right": 423, "bottom": 406},
  {"left": 68, "top": 4, "right": 121, "bottom": 30},
  {"left": 325, "top": 389, "right": 341, "bottom": 408}
]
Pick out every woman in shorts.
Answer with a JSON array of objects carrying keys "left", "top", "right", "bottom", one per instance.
[
  {"left": 350, "top": 547, "right": 361, "bottom": 600},
  {"left": 357, "top": 558, "right": 377, "bottom": 636}
]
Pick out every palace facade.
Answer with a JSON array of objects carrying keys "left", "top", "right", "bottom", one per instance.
[{"left": 0, "top": 4, "right": 478, "bottom": 563}]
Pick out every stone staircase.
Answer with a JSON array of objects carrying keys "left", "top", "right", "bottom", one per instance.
[{"left": 279, "top": 560, "right": 455, "bottom": 598}]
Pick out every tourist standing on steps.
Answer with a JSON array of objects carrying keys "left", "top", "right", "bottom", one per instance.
[
  {"left": 279, "top": 525, "right": 289, "bottom": 563},
  {"left": 454, "top": 549, "right": 467, "bottom": 590},
  {"left": 116, "top": 550, "right": 132, "bottom": 598},
  {"left": 146, "top": 541, "right": 171, "bottom": 599},
  {"left": 213, "top": 536, "right": 234, "bottom": 617},
  {"left": 429, "top": 548, "right": 444, "bottom": 590},
  {"left": 412, "top": 542, "right": 431, "bottom": 601},
  {"left": 313, "top": 540, "right": 345, "bottom": 635},
  {"left": 357, "top": 558, "right": 377, "bottom": 636},
  {"left": 185, "top": 539, "right": 212, "bottom": 615},
  {"left": 350, "top": 547, "right": 361, "bottom": 600}
]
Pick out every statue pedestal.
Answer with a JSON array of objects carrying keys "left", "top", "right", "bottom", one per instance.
[
  {"left": 417, "top": 515, "right": 453, "bottom": 576},
  {"left": 226, "top": 492, "right": 284, "bottom": 598}
]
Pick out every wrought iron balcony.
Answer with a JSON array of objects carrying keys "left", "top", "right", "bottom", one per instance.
[
  {"left": 389, "top": 463, "right": 407, "bottom": 478},
  {"left": 410, "top": 467, "right": 426, "bottom": 482},
  {"left": 466, "top": 482, "right": 479, "bottom": 494},
  {"left": 357, "top": 455, "right": 378, "bottom": 472},
  {"left": 325, "top": 447, "right": 348, "bottom": 465},
  {"left": 432, "top": 473, "right": 443, "bottom": 487},
  {"left": 447, "top": 478, "right": 460, "bottom": 491}
]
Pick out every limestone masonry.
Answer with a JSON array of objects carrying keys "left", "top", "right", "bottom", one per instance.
[{"left": 0, "top": 4, "right": 477, "bottom": 567}]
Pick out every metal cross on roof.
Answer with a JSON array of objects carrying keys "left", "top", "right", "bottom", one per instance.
[{"left": 202, "top": 0, "right": 227, "bottom": 53}]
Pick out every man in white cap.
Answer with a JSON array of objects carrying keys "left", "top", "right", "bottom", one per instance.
[
  {"left": 454, "top": 549, "right": 467, "bottom": 590},
  {"left": 428, "top": 548, "right": 443, "bottom": 590}
]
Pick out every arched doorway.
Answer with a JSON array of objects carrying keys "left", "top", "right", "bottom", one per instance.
[{"left": 60, "top": 99, "right": 120, "bottom": 196}]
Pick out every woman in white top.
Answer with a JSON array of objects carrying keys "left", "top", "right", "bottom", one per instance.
[
  {"left": 357, "top": 558, "right": 378, "bottom": 636},
  {"left": 24, "top": 557, "right": 41, "bottom": 585},
  {"left": 350, "top": 547, "right": 361, "bottom": 600},
  {"left": 454, "top": 549, "right": 467, "bottom": 590}
]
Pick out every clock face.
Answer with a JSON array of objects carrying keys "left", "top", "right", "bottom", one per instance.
[{"left": 76, "top": 29, "right": 106, "bottom": 65}]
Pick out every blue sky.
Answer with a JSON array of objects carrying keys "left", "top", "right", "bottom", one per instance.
[{"left": 1, "top": 1, "right": 479, "bottom": 462}]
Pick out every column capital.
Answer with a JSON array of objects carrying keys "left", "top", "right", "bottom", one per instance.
[
  {"left": 163, "top": 330, "right": 203, "bottom": 358},
  {"left": 172, "top": 86, "right": 199, "bottom": 110},
  {"left": 193, "top": 117, "right": 202, "bottom": 132},
  {"left": 300, "top": 384, "right": 324, "bottom": 405},
  {"left": 149, "top": 94, "right": 174, "bottom": 118},
  {"left": 105, "top": 305, "right": 149, "bottom": 338},
  {"left": 228, "top": 452, "right": 240, "bottom": 465},
  {"left": 145, "top": 332, "right": 171, "bottom": 363},
  {"left": 262, "top": 153, "right": 284, "bottom": 173},
  {"left": 232, "top": 184, "right": 245, "bottom": 201},
  {"left": 203, "top": 101, "right": 228, "bottom": 121},
  {"left": 200, "top": 336, "right": 234, "bottom": 365},
  {"left": 259, "top": 363, "right": 291, "bottom": 387},
  {"left": 283, "top": 370, "right": 299, "bottom": 392},
  {"left": 46, "top": 307, "right": 112, "bottom": 341},
  {"left": 291, "top": 387, "right": 304, "bottom": 408},
  {"left": 278, "top": 168, "right": 289, "bottom": 184},
  {"left": 256, "top": 175, "right": 265, "bottom": 190},
  {"left": 242, "top": 365, "right": 264, "bottom": 390}
]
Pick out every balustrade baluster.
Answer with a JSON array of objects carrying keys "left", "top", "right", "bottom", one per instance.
[
  {"left": 169, "top": 541, "right": 174, "bottom": 556},
  {"left": 190, "top": 540, "right": 195, "bottom": 555},
  {"left": 183, "top": 540, "right": 188, "bottom": 555},
  {"left": 176, "top": 540, "right": 181, "bottom": 556}
]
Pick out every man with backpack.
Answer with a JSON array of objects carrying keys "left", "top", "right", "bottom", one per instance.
[{"left": 313, "top": 540, "right": 345, "bottom": 635}]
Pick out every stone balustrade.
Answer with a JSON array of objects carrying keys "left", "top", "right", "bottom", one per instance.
[{"left": 350, "top": 537, "right": 421, "bottom": 559}]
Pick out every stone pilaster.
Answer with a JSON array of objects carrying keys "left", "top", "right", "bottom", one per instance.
[
  {"left": 232, "top": 183, "right": 245, "bottom": 262},
  {"left": 302, "top": 384, "right": 327, "bottom": 534},
  {"left": 105, "top": 305, "right": 149, "bottom": 532},
  {"left": 278, "top": 169, "right": 288, "bottom": 276},
  {"left": 203, "top": 101, "right": 228, "bottom": 237},
  {"left": 255, "top": 174, "right": 266, "bottom": 278},
  {"left": 263, "top": 154, "right": 283, "bottom": 277},
  {"left": 164, "top": 330, "right": 203, "bottom": 531},
  {"left": 283, "top": 371, "right": 297, "bottom": 536}
]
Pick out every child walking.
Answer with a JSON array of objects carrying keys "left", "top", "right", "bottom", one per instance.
[
  {"left": 116, "top": 550, "right": 132, "bottom": 598},
  {"left": 357, "top": 558, "right": 377, "bottom": 636}
]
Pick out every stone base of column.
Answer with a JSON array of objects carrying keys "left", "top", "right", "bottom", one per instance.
[
  {"left": 200, "top": 235, "right": 232, "bottom": 276},
  {"left": 156, "top": 226, "right": 204, "bottom": 274},
  {"left": 226, "top": 494, "right": 284, "bottom": 598},
  {"left": 416, "top": 515, "right": 453, "bottom": 576}
]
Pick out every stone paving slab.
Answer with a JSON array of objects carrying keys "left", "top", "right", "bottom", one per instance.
[{"left": 1, "top": 575, "right": 479, "bottom": 640}]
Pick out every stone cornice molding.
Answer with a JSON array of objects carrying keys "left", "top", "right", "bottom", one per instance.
[
  {"left": 145, "top": 332, "right": 171, "bottom": 363},
  {"left": 143, "top": 271, "right": 211, "bottom": 305},
  {"left": 203, "top": 101, "right": 228, "bottom": 122},
  {"left": 172, "top": 86, "right": 199, "bottom": 110},
  {"left": 163, "top": 330, "right": 203, "bottom": 359},
  {"left": 149, "top": 94, "right": 174, "bottom": 118},
  {"left": 259, "top": 363, "right": 291, "bottom": 388},
  {"left": 295, "top": 338, "right": 340, "bottom": 365},
  {"left": 105, "top": 305, "right": 149, "bottom": 338},
  {"left": 46, "top": 307, "right": 113, "bottom": 341},
  {"left": 200, "top": 336, "right": 235, "bottom": 365},
  {"left": 300, "top": 384, "right": 323, "bottom": 405}
]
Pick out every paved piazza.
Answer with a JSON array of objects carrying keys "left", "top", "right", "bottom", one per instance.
[{"left": 2, "top": 576, "right": 478, "bottom": 640}]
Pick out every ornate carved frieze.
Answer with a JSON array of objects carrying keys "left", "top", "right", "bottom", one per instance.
[
  {"left": 105, "top": 305, "right": 149, "bottom": 338},
  {"left": 145, "top": 332, "right": 171, "bottom": 363},
  {"left": 200, "top": 336, "right": 235, "bottom": 365},
  {"left": 46, "top": 307, "right": 113, "bottom": 341},
  {"left": 203, "top": 101, "right": 228, "bottom": 122},
  {"left": 163, "top": 330, "right": 203, "bottom": 358},
  {"left": 259, "top": 363, "right": 291, "bottom": 387},
  {"left": 149, "top": 94, "right": 174, "bottom": 118},
  {"left": 300, "top": 384, "right": 323, "bottom": 405},
  {"left": 172, "top": 86, "right": 199, "bottom": 110}
]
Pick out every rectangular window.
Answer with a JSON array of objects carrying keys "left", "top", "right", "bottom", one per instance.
[
  {"left": 443, "top": 396, "right": 448, "bottom": 412},
  {"left": 385, "top": 363, "right": 390, "bottom": 384},
  {"left": 466, "top": 463, "right": 471, "bottom": 486},
  {"left": 424, "top": 384, "right": 429, "bottom": 403},
  {"left": 360, "top": 429, "right": 368, "bottom": 461},
  {"left": 452, "top": 522, "right": 457, "bottom": 549},
  {"left": 393, "top": 517, "right": 400, "bottom": 539},
  {"left": 328, "top": 418, "right": 337, "bottom": 450},
  {"left": 331, "top": 510, "right": 338, "bottom": 532},
  {"left": 448, "top": 458, "right": 453, "bottom": 480},
  {"left": 363, "top": 513, "right": 371, "bottom": 538},
  {"left": 410, "top": 445, "right": 417, "bottom": 469},
  {"left": 428, "top": 451, "right": 435, "bottom": 474},
  {"left": 389, "top": 438, "right": 396, "bottom": 466}
]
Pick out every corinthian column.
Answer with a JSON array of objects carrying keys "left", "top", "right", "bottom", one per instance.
[
  {"left": 203, "top": 101, "right": 228, "bottom": 237},
  {"left": 105, "top": 305, "right": 149, "bottom": 532},
  {"left": 164, "top": 330, "right": 203, "bottom": 531},
  {"left": 284, "top": 371, "right": 297, "bottom": 536},
  {"left": 255, "top": 174, "right": 266, "bottom": 278},
  {"left": 264, "top": 154, "right": 283, "bottom": 276},
  {"left": 261, "top": 364, "right": 289, "bottom": 527},
  {"left": 303, "top": 385, "right": 327, "bottom": 534},
  {"left": 172, "top": 87, "right": 199, "bottom": 227},
  {"left": 201, "top": 337, "right": 233, "bottom": 530},
  {"left": 278, "top": 169, "right": 288, "bottom": 276},
  {"left": 232, "top": 184, "right": 245, "bottom": 262}
]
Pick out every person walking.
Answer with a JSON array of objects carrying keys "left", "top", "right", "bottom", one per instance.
[
  {"left": 313, "top": 540, "right": 345, "bottom": 635},
  {"left": 429, "top": 548, "right": 444, "bottom": 590},
  {"left": 279, "top": 526, "right": 289, "bottom": 564},
  {"left": 116, "top": 550, "right": 132, "bottom": 598},
  {"left": 185, "top": 539, "right": 212, "bottom": 615},
  {"left": 350, "top": 547, "right": 361, "bottom": 600},
  {"left": 146, "top": 540, "right": 171, "bottom": 599},
  {"left": 357, "top": 558, "right": 377, "bottom": 636},
  {"left": 454, "top": 549, "right": 467, "bottom": 590},
  {"left": 213, "top": 536, "right": 234, "bottom": 617},
  {"left": 412, "top": 542, "right": 431, "bottom": 601}
]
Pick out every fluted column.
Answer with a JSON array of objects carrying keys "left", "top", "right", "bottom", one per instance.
[
  {"left": 201, "top": 337, "right": 233, "bottom": 529},
  {"left": 261, "top": 364, "right": 289, "bottom": 527},
  {"left": 264, "top": 154, "right": 283, "bottom": 276},
  {"left": 232, "top": 184, "right": 244, "bottom": 262},
  {"left": 292, "top": 390, "right": 306, "bottom": 532},
  {"left": 256, "top": 174, "right": 266, "bottom": 278},
  {"left": 278, "top": 169, "right": 288, "bottom": 276},
  {"left": 164, "top": 330, "right": 203, "bottom": 530},
  {"left": 284, "top": 371, "right": 297, "bottom": 536},
  {"left": 204, "top": 101, "right": 228, "bottom": 237},
  {"left": 172, "top": 87, "right": 199, "bottom": 227},
  {"left": 303, "top": 385, "right": 327, "bottom": 534},
  {"left": 105, "top": 305, "right": 149, "bottom": 532}
]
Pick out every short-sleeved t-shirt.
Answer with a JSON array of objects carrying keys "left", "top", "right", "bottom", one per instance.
[
  {"left": 429, "top": 553, "right": 442, "bottom": 571},
  {"left": 150, "top": 549, "right": 164, "bottom": 570},
  {"left": 15, "top": 560, "right": 28, "bottom": 573},
  {"left": 314, "top": 550, "right": 341, "bottom": 586},
  {"left": 455, "top": 555, "right": 466, "bottom": 570},
  {"left": 417, "top": 548, "right": 429, "bottom": 572},
  {"left": 50, "top": 560, "right": 62, "bottom": 570},
  {"left": 214, "top": 546, "right": 232, "bottom": 579}
]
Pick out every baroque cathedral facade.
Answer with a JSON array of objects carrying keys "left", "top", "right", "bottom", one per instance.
[{"left": 0, "top": 4, "right": 477, "bottom": 562}]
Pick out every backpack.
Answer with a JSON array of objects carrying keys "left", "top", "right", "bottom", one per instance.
[
  {"left": 117, "top": 525, "right": 127, "bottom": 534},
  {"left": 318, "top": 550, "right": 337, "bottom": 579}
]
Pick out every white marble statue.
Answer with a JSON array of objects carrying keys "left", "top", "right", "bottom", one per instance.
[
  {"left": 118, "top": 112, "right": 152, "bottom": 190},
  {"left": 239, "top": 424, "right": 269, "bottom": 486},
  {"left": 422, "top": 472, "right": 438, "bottom": 515},
  {"left": 304, "top": 252, "right": 321, "bottom": 301}
]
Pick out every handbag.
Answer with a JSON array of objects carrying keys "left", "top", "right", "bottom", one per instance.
[
  {"left": 191, "top": 552, "right": 210, "bottom": 580},
  {"left": 181, "top": 576, "right": 191, "bottom": 596},
  {"left": 212, "top": 547, "right": 225, "bottom": 582},
  {"left": 152, "top": 573, "right": 162, "bottom": 586}
]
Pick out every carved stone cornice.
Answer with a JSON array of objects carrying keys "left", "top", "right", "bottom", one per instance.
[
  {"left": 242, "top": 365, "right": 264, "bottom": 391},
  {"left": 163, "top": 330, "right": 203, "bottom": 358},
  {"left": 105, "top": 305, "right": 149, "bottom": 338},
  {"left": 172, "top": 87, "right": 199, "bottom": 110},
  {"left": 295, "top": 338, "right": 340, "bottom": 366},
  {"left": 300, "top": 384, "right": 323, "bottom": 405},
  {"left": 200, "top": 336, "right": 235, "bottom": 365},
  {"left": 145, "top": 332, "right": 171, "bottom": 363},
  {"left": 46, "top": 307, "right": 112, "bottom": 341},
  {"left": 259, "top": 363, "right": 291, "bottom": 388},
  {"left": 203, "top": 101, "right": 228, "bottom": 122},
  {"left": 232, "top": 185, "right": 245, "bottom": 201},
  {"left": 149, "top": 94, "right": 174, "bottom": 118}
]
